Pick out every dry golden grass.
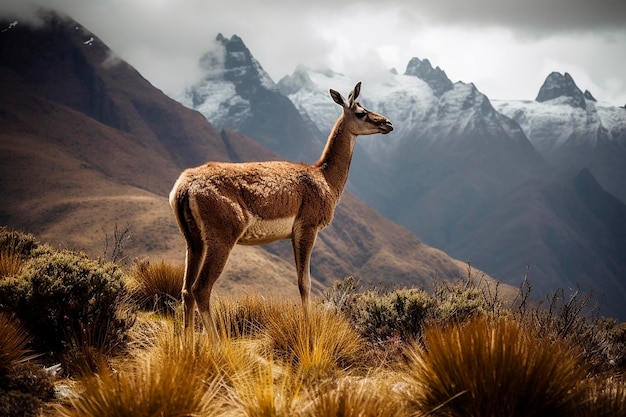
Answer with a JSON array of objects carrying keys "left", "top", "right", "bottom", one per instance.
[
  {"left": 0, "top": 247, "right": 25, "bottom": 278},
  {"left": 15, "top": 293, "right": 624, "bottom": 417},
  {"left": 302, "top": 374, "right": 407, "bottom": 417},
  {"left": 263, "top": 301, "right": 366, "bottom": 378},
  {"left": 126, "top": 259, "right": 184, "bottom": 315},
  {"left": 575, "top": 377, "right": 626, "bottom": 416},
  {"left": 56, "top": 320, "right": 225, "bottom": 417},
  {"left": 0, "top": 313, "right": 36, "bottom": 373},
  {"left": 402, "top": 316, "right": 586, "bottom": 417}
]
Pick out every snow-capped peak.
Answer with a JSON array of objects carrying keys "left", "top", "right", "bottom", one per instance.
[
  {"left": 404, "top": 57, "right": 453, "bottom": 96},
  {"left": 535, "top": 72, "right": 587, "bottom": 109}
]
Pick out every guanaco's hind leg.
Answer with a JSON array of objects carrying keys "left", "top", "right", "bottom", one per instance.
[
  {"left": 182, "top": 246, "right": 200, "bottom": 331},
  {"left": 192, "top": 239, "right": 236, "bottom": 342}
]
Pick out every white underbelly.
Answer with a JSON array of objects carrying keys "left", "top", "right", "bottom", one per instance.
[{"left": 238, "top": 216, "right": 295, "bottom": 245}]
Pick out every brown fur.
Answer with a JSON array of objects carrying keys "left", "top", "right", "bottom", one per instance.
[{"left": 169, "top": 82, "right": 393, "bottom": 339}]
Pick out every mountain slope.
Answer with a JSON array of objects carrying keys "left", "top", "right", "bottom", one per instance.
[
  {"left": 0, "top": 14, "right": 486, "bottom": 299},
  {"left": 494, "top": 72, "right": 626, "bottom": 203},
  {"left": 447, "top": 169, "right": 626, "bottom": 319}
]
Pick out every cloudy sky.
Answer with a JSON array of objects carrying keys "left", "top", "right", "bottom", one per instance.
[{"left": 3, "top": 0, "right": 626, "bottom": 105}]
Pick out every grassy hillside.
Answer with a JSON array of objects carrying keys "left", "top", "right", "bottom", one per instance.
[{"left": 1, "top": 228, "right": 625, "bottom": 416}]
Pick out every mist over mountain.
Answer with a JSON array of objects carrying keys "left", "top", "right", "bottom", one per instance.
[
  {"left": 0, "top": 13, "right": 486, "bottom": 300},
  {"left": 175, "top": 34, "right": 324, "bottom": 162},
  {"left": 182, "top": 34, "right": 626, "bottom": 318}
]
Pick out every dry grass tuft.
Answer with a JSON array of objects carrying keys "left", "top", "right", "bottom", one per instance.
[
  {"left": 0, "top": 313, "right": 36, "bottom": 374},
  {"left": 56, "top": 321, "right": 226, "bottom": 417},
  {"left": 302, "top": 375, "right": 406, "bottom": 417},
  {"left": 402, "top": 316, "right": 585, "bottom": 417},
  {"left": 126, "top": 259, "right": 184, "bottom": 315},
  {"left": 576, "top": 377, "right": 626, "bottom": 416},
  {"left": 265, "top": 302, "right": 365, "bottom": 378},
  {"left": 227, "top": 357, "right": 303, "bottom": 417},
  {"left": 0, "top": 247, "right": 25, "bottom": 278},
  {"left": 213, "top": 294, "right": 276, "bottom": 339}
]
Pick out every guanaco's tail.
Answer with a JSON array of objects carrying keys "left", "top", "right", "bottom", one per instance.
[{"left": 169, "top": 178, "right": 196, "bottom": 247}]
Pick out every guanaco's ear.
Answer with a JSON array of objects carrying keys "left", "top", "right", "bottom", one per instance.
[
  {"left": 348, "top": 82, "right": 361, "bottom": 107},
  {"left": 330, "top": 89, "right": 349, "bottom": 108}
]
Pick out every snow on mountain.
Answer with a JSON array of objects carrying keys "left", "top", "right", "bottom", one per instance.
[
  {"left": 175, "top": 34, "right": 279, "bottom": 132},
  {"left": 176, "top": 34, "right": 323, "bottom": 161},
  {"left": 494, "top": 72, "right": 626, "bottom": 156},
  {"left": 278, "top": 60, "right": 539, "bottom": 163},
  {"left": 493, "top": 71, "right": 626, "bottom": 202},
  {"left": 278, "top": 65, "right": 437, "bottom": 157}
]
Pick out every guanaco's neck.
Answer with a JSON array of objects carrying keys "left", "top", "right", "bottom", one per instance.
[{"left": 314, "top": 115, "right": 357, "bottom": 198}]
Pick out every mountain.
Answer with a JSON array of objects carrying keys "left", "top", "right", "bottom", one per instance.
[
  {"left": 277, "top": 61, "right": 626, "bottom": 319},
  {"left": 447, "top": 168, "right": 626, "bottom": 319},
  {"left": 280, "top": 62, "right": 549, "bottom": 249},
  {"left": 175, "top": 34, "right": 324, "bottom": 162},
  {"left": 0, "top": 13, "right": 489, "bottom": 300},
  {"left": 535, "top": 72, "right": 587, "bottom": 109},
  {"left": 494, "top": 72, "right": 626, "bottom": 203}
]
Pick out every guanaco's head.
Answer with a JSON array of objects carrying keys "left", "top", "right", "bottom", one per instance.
[{"left": 330, "top": 82, "right": 393, "bottom": 135}]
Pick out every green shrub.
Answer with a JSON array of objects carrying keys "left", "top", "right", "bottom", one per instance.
[
  {"left": 0, "top": 227, "right": 41, "bottom": 258},
  {"left": 352, "top": 288, "right": 434, "bottom": 343},
  {"left": 431, "top": 281, "right": 489, "bottom": 322},
  {"left": 0, "top": 249, "right": 134, "bottom": 361},
  {"left": 0, "top": 389, "right": 43, "bottom": 417}
]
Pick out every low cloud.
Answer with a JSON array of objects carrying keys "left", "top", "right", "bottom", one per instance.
[{"left": 1, "top": 0, "right": 625, "bottom": 104}]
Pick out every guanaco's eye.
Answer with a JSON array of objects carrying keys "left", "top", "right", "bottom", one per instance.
[{"left": 355, "top": 112, "right": 367, "bottom": 119}]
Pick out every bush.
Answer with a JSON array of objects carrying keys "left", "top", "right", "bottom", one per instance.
[
  {"left": 0, "top": 227, "right": 43, "bottom": 259},
  {"left": 0, "top": 248, "right": 134, "bottom": 362},
  {"left": 352, "top": 288, "right": 434, "bottom": 343},
  {"left": 431, "top": 281, "right": 489, "bottom": 322}
]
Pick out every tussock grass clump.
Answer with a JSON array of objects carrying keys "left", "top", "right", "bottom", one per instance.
[
  {"left": 0, "top": 313, "right": 55, "bottom": 417},
  {"left": 403, "top": 316, "right": 585, "bottom": 417},
  {"left": 303, "top": 375, "right": 406, "bottom": 417},
  {"left": 265, "top": 302, "right": 365, "bottom": 377},
  {"left": 56, "top": 349, "right": 224, "bottom": 417},
  {"left": 58, "top": 320, "right": 226, "bottom": 417},
  {"left": 127, "top": 259, "right": 184, "bottom": 315},
  {"left": 213, "top": 294, "right": 276, "bottom": 339},
  {"left": 228, "top": 358, "right": 303, "bottom": 417},
  {"left": 576, "top": 377, "right": 626, "bottom": 416},
  {"left": 0, "top": 313, "right": 34, "bottom": 374},
  {"left": 0, "top": 247, "right": 25, "bottom": 278}
]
